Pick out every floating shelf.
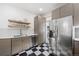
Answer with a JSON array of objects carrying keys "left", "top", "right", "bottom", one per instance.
[
  {"left": 8, "top": 19, "right": 30, "bottom": 25},
  {"left": 8, "top": 19, "right": 31, "bottom": 28}
]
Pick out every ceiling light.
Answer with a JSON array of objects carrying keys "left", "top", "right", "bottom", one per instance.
[{"left": 39, "top": 8, "right": 43, "bottom": 11}]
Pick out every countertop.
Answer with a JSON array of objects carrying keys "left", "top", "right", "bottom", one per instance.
[{"left": 0, "top": 34, "right": 38, "bottom": 39}]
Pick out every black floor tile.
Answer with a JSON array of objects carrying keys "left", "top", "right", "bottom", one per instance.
[
  {"left": 19, "top": 52, "right": 27, "bottom": 56},
  {"left": 32, "top": 48, "right": 38, "bottom": 52},
  {"left": 28, "top": 53, "right": 37, "bottom": 56},
  {"left": 12, "top": 53, "right": 18, "bottom": 56},
  {"left": 39, "top": 49, "right": 45, "bottom": 52},
  {"left": 49, "top": 53, "right": 57, "bottom": 56},
  {"left": 38, "top": 54, "right": 45, "bottom": 56}
]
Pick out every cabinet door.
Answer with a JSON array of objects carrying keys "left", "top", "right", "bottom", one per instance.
[
  {"left": 22, "top": 37, "right": 32, "bottom": 51},
  {"left": 74, "top": 41, "right": 79, "bottom": 56},
  {"left": 73, "top": 4, "right": 79, "bottom": 26},
  {"left": 34, "top": 16, "right": 39, "bottom": 34},
  {"left": 37, "top": 16, "right": 46, "bottom": 44},
  {"left": 22, "top": 37, "right": 27, "bottom": 51},
  {"left": 60, "top": 4, "right": 73, "bottom": 18},
  {"left": 34, "top": 16, "right": 39, "bottom": 44},
  {"left": 12, "top": 38, "right": 22, "bottom": 55},
  {"left": 34, "top": 16, "right": 47, "bottom": 44},
  {"left": 52, "top": 8, "right": 60, "bottom": 19},
  {"left": 0, "top": 39, "right": 11, "bottom": 56}
]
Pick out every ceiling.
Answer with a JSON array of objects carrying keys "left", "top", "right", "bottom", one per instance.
[{"left": 7, "top": 3, "right": 66, "bottom": 15}]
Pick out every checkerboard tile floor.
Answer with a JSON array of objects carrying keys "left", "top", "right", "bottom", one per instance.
[{"left": 13, "top": 43, "right": 50, "bottom": 56}]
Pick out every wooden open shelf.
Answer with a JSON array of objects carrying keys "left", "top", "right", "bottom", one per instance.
[
  {"left": 8, "top": 19, "right": 30, "bottom": 25},
  {"left": 8, "top": 19, "right": 31, "bottom": 28}
]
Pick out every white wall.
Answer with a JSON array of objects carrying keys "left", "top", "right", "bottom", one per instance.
[{"left": 0, "top": 4, "right": 35, "bottom": 37}]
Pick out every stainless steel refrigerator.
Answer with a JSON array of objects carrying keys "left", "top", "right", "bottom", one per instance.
[{"left": 49, "top": 16, "right": 73, "bottom": 56}]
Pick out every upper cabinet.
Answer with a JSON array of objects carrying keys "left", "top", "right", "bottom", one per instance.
[
  {"left": 52, "top": 4, "right": 73, "bottom": 19},
  {"left": 73, "top": 4, "right": 79, "bottom": 26},
  {"left": 60, "top": 4, "right": 73, "bottom": 18},
  {"left": 52, "top": 8, "right": 60, "bottom": 19}
]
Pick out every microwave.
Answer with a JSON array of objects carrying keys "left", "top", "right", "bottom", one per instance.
[{"left": 73, "top": 26, "right": 79, "bottom": 41}]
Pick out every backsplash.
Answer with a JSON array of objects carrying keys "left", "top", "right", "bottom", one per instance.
[
  {"left": 0, "top": 28, "right": 20, "bottom": 37},
  {"left": 0, "top": 28, "right": 34, "bottom": 37}
]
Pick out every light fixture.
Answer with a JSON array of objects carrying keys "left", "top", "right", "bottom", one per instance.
[{"left": 39, "top": 8, "right": 43, "bottom": 11}]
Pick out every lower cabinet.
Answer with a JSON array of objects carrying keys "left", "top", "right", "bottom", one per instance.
[
  {"left": 11, "top": 37, "right": 32, "bottom": 55},
  {"left": 0, "top": 39, "right": 11, "bottom": 56},
  {"left": 0, "top": 37, "right": 32, "bottom": 55},
  {"left": 22, "top": 37, "right": 32, "bottom": 51},
  {"left": 11, "top": 38, "right": 22, "bottom": 55},
  {"left": 22, "top": 37, "right": 27, "bottom": 51},
  {"left": 74, "top": 41, "right": 79, "bottom": 56}
]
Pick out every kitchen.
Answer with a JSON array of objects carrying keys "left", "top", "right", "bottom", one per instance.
[{"left": 0, "top": 3, "right": 79, "bottom": 56}]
